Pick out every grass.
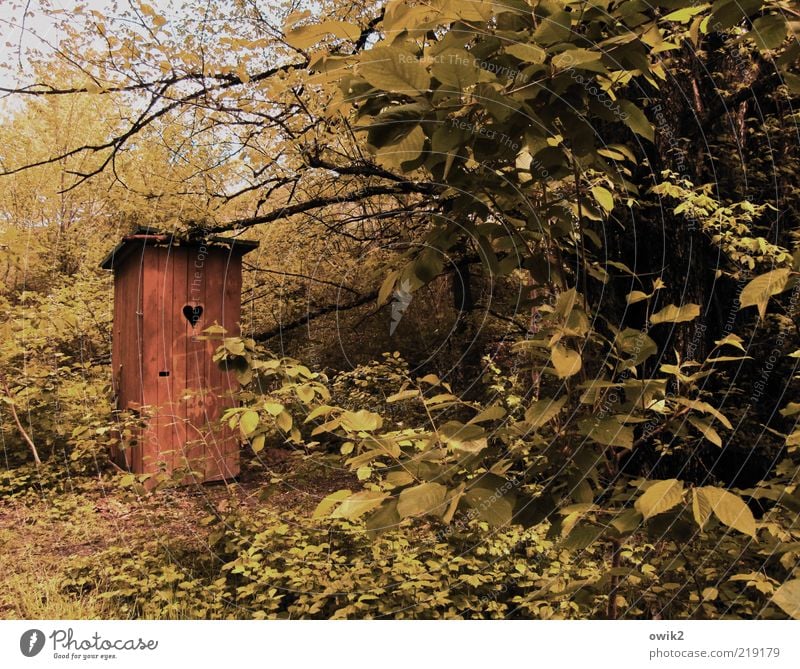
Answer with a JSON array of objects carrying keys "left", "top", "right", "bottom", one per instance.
[
  {"left": 1, "top": 567, "right": 112, "bottom": 619},
  {"left": 0, "top": 450, "right": 354, "bottom": 619}
]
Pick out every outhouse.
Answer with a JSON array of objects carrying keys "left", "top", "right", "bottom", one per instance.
[{"left": 100, "top": 228, "right": 258, "bottom": 483}]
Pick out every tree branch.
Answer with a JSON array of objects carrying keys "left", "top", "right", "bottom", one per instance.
[
  {"left": 1, "top": 377, "right": 41, "bottom": 466},
  {"left": 254, "top": 290, "right": 379, "bottom": 341},
  {"left": 208, "top": 181, "right": 441, "bottom": 233}
]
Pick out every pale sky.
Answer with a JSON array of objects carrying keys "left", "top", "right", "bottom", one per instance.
[
  {"left": 0, "top": 0, "right": 177, "bottom": 91},
  {"left": 1, "top": 0, "right": 76, "bottom": 89}
]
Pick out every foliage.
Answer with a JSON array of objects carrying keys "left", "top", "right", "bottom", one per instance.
[
  {"left": 63, "top": 544, "right": 231, "bottom": 620},
  {"left": 650, "top": 171, "right": 792, "bottom": 272},
  {"left": 55, "top": 495, "right": 797, "bottom": 619},
  {"left": 1, "top": 0, "right": 800, "bottom": 620},
  {"left": 204, "top": 326, "right": 800, "bottom": 619}
]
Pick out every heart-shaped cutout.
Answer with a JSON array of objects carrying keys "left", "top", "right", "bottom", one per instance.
[{"left": 182, "top": 304, "right": 203, "bottom": 327}]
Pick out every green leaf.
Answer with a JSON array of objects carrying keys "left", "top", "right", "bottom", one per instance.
[
  {"left": 385, "top": 470, "right": 414, "bottom": 487},
  {"left": 464, "top": 475, "right": 516, "bottom": 527},
  {"left": 615, "top": 328, "right": 658, "bottom": 367},
  {"left": 618, "top": 100, "right": 654, "bottom": 142},
  {"left": 561, "top": 523, "right": 605, "bottom": 550},
  {"left": 276, "top": 410, "right": 292, "bottom": 432},
  {"left": 552, "top": 48, "right": 602, "bottom": 70},
  {"left": 312, "top": 489, "right": 352, "bottom": 519},
  {"left": 376, "top": 125, "right": 426, "bottom": 169},
  {"left": 239, "top": 410, "right": 260, "bottom": 437},
  {"left": 695, "top": 486, "right": 757, "bottom": 538},
  {"left": 591, "top": 185, "right": 614, "bottom": 212},
  {"left": 692, "top": 487, "right": 713, "bottom": 529},
  {"left": 779, "top": 402, "right": 800, "bottom": 417},
  {"left": 783, "top": 72, "right": 800, "bottom": 95},
  {"left": 304, "top": 404, "right": 334, "bottom": 422},
  {"left": 431, "top": 48, "right": 480, "bottom": 89},
  {"left": 533, "top": 10, "right": 572, "bottom": 45},
  {"left": 431, "top": 122, "right": 469, "bottom": 154},
  {"left": 578, "top": 417, "right": 634, "bottom": 449},
  {"left": 359, "top": 46, "right": 431, "bottom": 94},
  {"left": 296, "top": 385, "right": 315, "bottom": 403},
  {"left": 524, "top": 395, "right": 567, "bottom": 428},
  {"left": 441, "top": 483, "right": 466, "bottom": 525},
  {"left": 772, "top": 579, "right": 800, "bottom": 619},
  {"left": 377, "top": 270, "right": 399, "bottom": 307},
  {"left": 474, "top": 234, "right": 501, "bottom": 275},
  {"left": 714, "top": 333, "right": 746, "bottom": 351},
  {"left": 251, "top": 434, "right": 266, "bottom": 453},
  {"left": 367, "top": 103, "right": 428, "bottom": 148},
  {"left": 439, "top": 420, "right": 486, "bottom": 445},
  {"left": 504, "top": 43, "right": 546, "bottom": 64},
  {"left": 331, "top": 490, "right": 390, "bottom": 519},
  {"left": 662, "top": 6, "right": 709, "bottom": 23},
  {"left": 739, "top": 267, "right": 791, "bottom": 319},
  {"left": 709, "top": 0, "right": 762, "bottom": 31},
  {"left": 635, "top": 479, "right": 685, "bottom": 520},
  {"left": 749, "top": 14, "right": 788, "bottom": 51},
  {"left": 468, "top": 404, "right": 506, "bottom": 424},
  {"left": 650, "top": 303, "right": 701, "bottom": 325},
  {"left": 626, "top": 290, "right": 650, "bottom": 305},
  {"left": 362, "top": 434, "right": 401, "bottom": 458},
  {"left": 688, "top": 415, "right": 722, "bottom": 447},
  {"left": 397, "top": 482, "right": 448, "bottom": 518},
  {"left": 365, "top": 500, "right": 401, "bottom": 536},
  {"left": 551, "top": 344, "right": 582, "bottom": 378},
  {"left": 676, "top": 398, "right": 733, "bottom": 429},
  {"left": 451, "top": 1, "right": 494, "bottom": 22},
  {"left": 340, "top": 409, "right": 383, "bottom": 432},
  {"left": 285, "top": 20, "right": 361, "bottom": 49},
  {"left": 554, "top": 287, "right": 578, "bottom": 318},
  {"left": 610, "top": 508, "right": 643, "bottom": 536},
  {"left": 386, "top": 388, "right": 420, "bottom": 402}
]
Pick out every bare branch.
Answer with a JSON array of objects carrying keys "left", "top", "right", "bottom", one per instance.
[{"left": 208, "top": 181, "right": 442, "bottom": 233}]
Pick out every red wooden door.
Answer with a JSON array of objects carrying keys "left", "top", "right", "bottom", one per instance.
[{"left": 110, "top": 237, "right": 248, "bottom": 483}]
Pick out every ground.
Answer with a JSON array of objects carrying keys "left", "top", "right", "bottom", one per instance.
[{"left": 0, "top": 449, "right": 356, "bottom": 619}]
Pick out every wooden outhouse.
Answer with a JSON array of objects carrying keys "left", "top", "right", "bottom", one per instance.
[{"left": 101, "top": 229, "right": 258, "bottom": 483}]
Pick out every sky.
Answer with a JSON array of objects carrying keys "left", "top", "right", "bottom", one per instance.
[
  {"left": 1, "top": 0, "right": 74, "bottom": 89},
  {"left": 0, "top": 0, "right": 177, "bottom": 91}
]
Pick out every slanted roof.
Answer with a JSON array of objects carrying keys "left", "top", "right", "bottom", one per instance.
[{"left": 100, "top": 227, "right": 258, "bottom": 270}]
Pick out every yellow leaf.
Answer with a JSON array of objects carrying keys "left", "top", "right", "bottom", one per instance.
[
  {"left": 525, "top": 396, "right": 567, "bottom": 428},
  {"left": 739, "top": 267, "right": 792, "bottom": 319},
  {"left": 591, "top": 185, "right": 614, "bottom": 212},
  {"left": 312, "top": 489, "right": 352, "bottom": 518},
  {"left": 377, "top": 270, "right": 399, "bottom": 306},
  {"left": 772, "top": 580, "right": 800, "bottom": 619},
  {"left": 695, "top": 486, "right": 757, "bottom": 538},
  {"left": 331, "top": 491, "right": 388, "bottom": 519},
  {"left": 650, "top": 303, "right": 701, "bottom": 325},
  {"left": 635, "top": 479, "right": 684, "bottom": 520},
  {"left": 551, "top": 344, "right": 582, "bottom": 378},
  {"left": 626, "top": 290, "right": 650, "bottom": 304},
  {"left": 285, "top": 20, "right": 361, "bottom": 49}
]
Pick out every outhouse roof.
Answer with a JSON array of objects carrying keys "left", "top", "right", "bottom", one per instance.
[{"left": 100, "top": 227, "right": 259, "bottom": 270}]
